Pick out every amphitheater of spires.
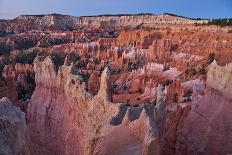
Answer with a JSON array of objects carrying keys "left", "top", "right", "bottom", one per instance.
[{"left": 0, "top": 12, "right": 232, "bottom": 155}]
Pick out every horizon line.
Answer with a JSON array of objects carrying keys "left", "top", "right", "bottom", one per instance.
[{"left": 1, "top": 12, "right": 232, "bottom": 20}]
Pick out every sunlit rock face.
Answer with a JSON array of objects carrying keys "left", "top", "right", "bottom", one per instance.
[
  {"left": 0, "top": 97, "right": 27, "bottom": 155},
  {"left": 207, "top": 60, "right": 232, "bottom": 100},
  {"left": 27, "top": 56, "right": 167, "bottom": 155}
]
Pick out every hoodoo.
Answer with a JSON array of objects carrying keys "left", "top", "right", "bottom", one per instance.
[
  {"left": 26, "top": 56, "right": 167, "bottom": 155},
  {"left": 0, "top": 10, "right": 232, "bottom": 155}
]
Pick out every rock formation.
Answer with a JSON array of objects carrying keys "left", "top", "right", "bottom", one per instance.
[
  {"left": 88, "top": 72, "right": 100, "bottom": 95},
  {"left": 0, "top": 13, "right": 232, "bottom": 155},
  {"left": 0, "top": 97, "right": 27, "bottom": 155},
  {"left": 207, "top": 60, "right": 232, "bottom": 100},
  {"left": 0, "top": 14, "right": 208, "bottom": 33},
  {"left": 27, "top": 56, "right": 167, "bottom": 155},
  {"left": 163, "top": 62, "right": 232, "bottom": 155},
  {"left": 147, "top": 39, "right": 177, "bottom": 62},
  {"left": 163, "top": 105, "right": 191, "bottom": 155},
  {"left": 175, "top": 88, "right": 232, "bottom": 155}
]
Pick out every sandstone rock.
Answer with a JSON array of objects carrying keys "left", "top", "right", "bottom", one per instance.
[
  {"left": 0, "top": 97, "right": 27, "bottom": 155},
  {"left": 88, "top": 72, "right": 100, "bottom": 95},
  {"left": 163, "top": 105, "right": 191, "bottom": 155},
  {"left": 27, "top": 56, "right": 167, "bottom": 155},
  {"left": 175, "top": 88, "right": 232, "bottom": 155},
  {"left": 162, "top": 60, "right": 232, "bottom": 155},
  {"left": 98, "top": 67, "right": 112, "bottom": 101},
  {"left": 2, "top": 63, "right": 35, "bottom": 104},
  {"left": 147, "top": 39, "right": 178, "bottom": 62},
  {"left": 0, "top": 14, "right": 209, "bottom": 33},
  {"left": 1, "top": 13, "right": 232, "bottom": 155},
  {"left": 207, "top": 60, "right": 232, "bottom": 100}
]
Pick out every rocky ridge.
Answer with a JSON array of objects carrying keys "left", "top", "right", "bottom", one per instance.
[
  {"left": 0, "top": 14, "right": 208, "bottom": 32},
  {"left": 27, "top": 55, "right": 167, "bottom": 155}
]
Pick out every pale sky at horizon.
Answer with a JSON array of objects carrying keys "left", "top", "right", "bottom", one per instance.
[{"left": 0, "top": 0, "right": 231, "bottom": 19}]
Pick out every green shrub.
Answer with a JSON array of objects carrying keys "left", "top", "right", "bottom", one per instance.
[
  {"left": 9, "top": 51, "right": 38, "bottom": 64},
  {"left": 0, "top": 43, "right": 11, "bottom": 56},
  {"left": 206, "top": 18, "right": 232, "bottom": 26}
]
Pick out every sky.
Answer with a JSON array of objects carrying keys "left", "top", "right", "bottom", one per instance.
[{"left": 0, "top": 0, "right": 231, "bottom": 19}]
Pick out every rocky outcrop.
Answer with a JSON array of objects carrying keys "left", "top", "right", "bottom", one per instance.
[
  {"left": 163, "top": 105, "right": 191, "bottom": 155},
  {"left": 27, "top": 56, "right": 167, "bottom": 155},
  {"left": 0, "top": 97, "right": 27, "bottom": 155},
  {"left": 87, "top": 72, "right": 100, "bottom": 95},
  {"left": 147, "top": 39, "right": 178, "bottom": 62},
  {"left": 163, "top": 62, "right": 232, "bottom": 155},
  {"left": 3, "top": 63, "right": 34, "bottom": 79},
  {"left": 207, "top": 60, "right": 232, "bottom": 100},
  {"left": 175, "top": 88, "right": 232, "bottom": 155},
  {"left": 35, "top": 14, "right": 78, "bottom": 30},
  {"left": 2, "top": 63, "right": 35, "bottom": 103}
]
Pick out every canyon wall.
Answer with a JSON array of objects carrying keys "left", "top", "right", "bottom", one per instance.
[
  {"left": 164, "top": 62, "right": 232, "bottom": 155},
  {"left": 0, "top": 14, "right": 209, "bottom": 32},
  {"left": 27, "top": 56, "right": 167, "bottom": 155}
]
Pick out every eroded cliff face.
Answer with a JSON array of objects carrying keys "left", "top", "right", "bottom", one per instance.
[
  {"left": 175, "top": 88, "right": 232, "bottom": 155},
  {"left": 207, "top": 60, "right": 232, "bottom": 100},
  {"left": 163, "top": 105, "right": 191, "bottom": 155},
  {"left": 27, "top": 56, "right": 167, "bottom": 155},
  {"left": 0, "top": 14, "right": 208, "bottom": 33},
  {"left": 163, "top": 62, "right": 232, "bottom": 155}
]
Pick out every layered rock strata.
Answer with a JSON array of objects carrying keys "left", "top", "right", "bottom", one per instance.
[{"left": 1, "top": 14, "right": 208, "bottom": 32}]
